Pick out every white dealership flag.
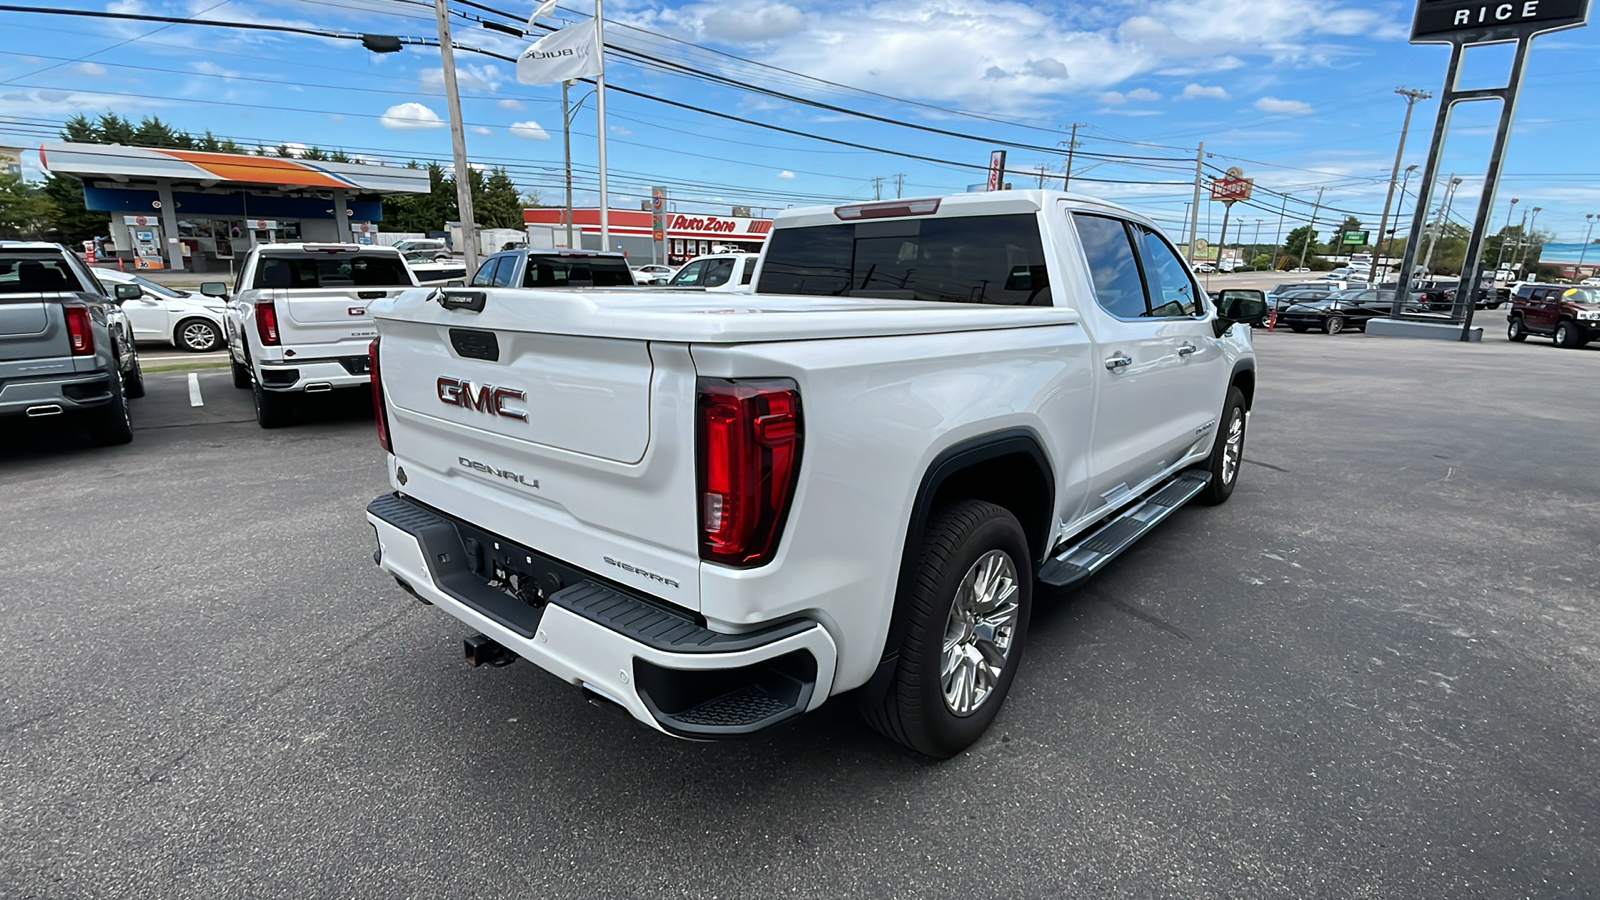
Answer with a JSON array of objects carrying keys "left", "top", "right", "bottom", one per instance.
[
  {"left": 527, "top": 0, "right": 558, "bottom": 28},
  {"left": 516, "top": 19, "right": 602, "bottom": 84}
]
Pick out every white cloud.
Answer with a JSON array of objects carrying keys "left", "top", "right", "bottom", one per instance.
[
  {"left": 1126, "top": 87, "right": 1162, "bottom": 102},
  {"left": 420, "top": 63, "right": 504, "bottom": 93},
  {"left": 609, "top": 124, "right": 633, "bottom": 136},
  {"left": 510, "top": 120, "right": 551, "bottom": 140},
  {"left": 1181, "top": 83, "right": 1230, "bottom": 100},
  {"left": 1023, "top": 58, "right": 1068, "bottom": 80},
  {"left": 73, "top": 62, "right": 108, "bottom": 76},
  {"left": 470, "top": 125, "right": 493, "bottom": 135},
  {"left": 380, "top": 102, "right": 445, "bottom": 129},
  {"left": 696, "top": 2, "right": 806, "bottom": 43},
  {"left": 1102, "top": 86, "right": 1162, "bottom": 104},
  {"left": 777, "top": 170, "right": 795, "bottom": 179},
  {"left": 497, "top": 98, "right": 525, "bottom": 111},
  {"left": 1099, "top": 91, "right": 1128, "bottom": 105},
  {"left": 192, "top": 60, "right": 241, "bottom": 79},
  {"left": 1255, "top": 96, "right": 1312, "bottom": 114}
]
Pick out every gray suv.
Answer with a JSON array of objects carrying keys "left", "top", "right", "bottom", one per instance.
[{"left": 0, "top": 242, "right": 145, "bottom": 445}]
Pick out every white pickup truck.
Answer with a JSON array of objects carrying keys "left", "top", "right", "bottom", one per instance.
[
  {"left": 202, "top": 243, "right": 418, "bottom": 428},
  {"left": 364, "top": 191, "right": 1265, "bottom": 757}
]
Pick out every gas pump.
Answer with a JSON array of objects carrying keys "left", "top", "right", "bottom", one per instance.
[
  {"left": 247, "top": 219, "right": 279, "bottom": 248},
  {"left": 122, "top": 215, "right": 165, "bottom": 270}
]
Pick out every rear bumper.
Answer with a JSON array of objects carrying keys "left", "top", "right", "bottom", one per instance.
[
  {"left": 257, "top": 357, "right": 370, "bottom": 392},
  {"left": 366, "top": 493, "right": 837, "bottom": 739},
  {"left": 0, "top": 370, "right": 114, "bottom": 417}
]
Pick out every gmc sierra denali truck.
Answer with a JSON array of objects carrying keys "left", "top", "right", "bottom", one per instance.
[
  {"left": 0, "top": 241, "right": 145, "bottom": 446},
  {"left": 364, "top": 191, "right": 1265, "bottom": 758},
  {"left": 203, "top": 243, "right": 417, "bottom": 428}
]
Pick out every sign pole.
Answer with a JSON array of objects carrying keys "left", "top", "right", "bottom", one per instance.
[{"left": 1455, "top": 35, "right": 1532, "bottom": 340}]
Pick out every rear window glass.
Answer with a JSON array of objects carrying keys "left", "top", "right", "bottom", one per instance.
[
  {"left": 0, "top": 256, "right": 84, "bottom": 294},
  {"left": 756, "top": 213, "right": 1052, "bottom": 306},
  {"left": 523, "top": 257, "right": 634, "bottom": 288},
  {"left": 255, "top": 253, "right": 411, "bottom": 289}
]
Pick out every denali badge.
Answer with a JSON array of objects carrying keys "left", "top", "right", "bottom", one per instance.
[
  {"left": 437, "top": 376, "right": 528, "bottom": 421},
  {"left": 458, "top": 457, "right": 538, "bottom": 488}
]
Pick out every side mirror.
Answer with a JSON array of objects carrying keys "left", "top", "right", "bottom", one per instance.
[
  {"left": 445, "top": 279, "right": 466, "bottom": 288},
  {"left": 1215, "top": 292, "right": 1267, "bottom": 335},
  {"left": 199, "top": 282, "right": 229, "bottom": 299},
  {"left": 113, "top": 283, "right": 141, "bottom": 303}
]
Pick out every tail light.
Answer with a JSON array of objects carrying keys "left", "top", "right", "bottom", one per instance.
[
  {"left": 256, "top": 299, "right": 280, "bottom": 346},
  {"left": 697, "top": 378, "right": 802, "bottom": 567},
  {"left": 369, "top": 339, "right": 392, "bottom": 453},
  {"left": 62, "top": 303, "right": 93, "bottom": 355}
]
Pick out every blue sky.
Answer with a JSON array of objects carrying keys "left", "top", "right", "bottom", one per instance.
[{"left": 2, "top": 0, "right": 1598, "bottom": 246}]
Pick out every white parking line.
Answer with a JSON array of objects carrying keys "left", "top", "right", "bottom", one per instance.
[{"left": 188, "top": 372, "right": 204, "bottom": 407}]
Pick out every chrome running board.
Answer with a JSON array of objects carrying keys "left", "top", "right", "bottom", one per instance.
[{"left": 1037, "top": 471, "right": 1211, "bottom": 589}]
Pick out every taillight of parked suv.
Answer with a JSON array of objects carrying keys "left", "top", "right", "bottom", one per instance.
[
  {"left": 62, "top": 303, "right": 94, "bottom": 355},
  {"left": 256, "top": 299, "right": 281, "bottom": 346},
  {"left": 369, "top": 338, "right": 392, "bottom": 453},
  {"left": 696, "top": 378, "right": 802, "bottom": 567}
]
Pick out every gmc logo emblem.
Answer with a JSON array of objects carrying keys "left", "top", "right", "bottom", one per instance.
[
  {"left": 348, "top": 307, "right": 366, "bottom": 316},
  {"left": 437, "top": 377, "right": 528, "bottom": 422}
]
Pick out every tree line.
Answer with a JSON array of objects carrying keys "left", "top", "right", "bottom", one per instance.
[{"left": 0, "top": 113, "right": 536, "bottom": 242}]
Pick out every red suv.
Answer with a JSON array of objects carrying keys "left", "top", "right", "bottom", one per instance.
[{"left": 1507, "top": 284, "right": 1600, "bottom": 348}]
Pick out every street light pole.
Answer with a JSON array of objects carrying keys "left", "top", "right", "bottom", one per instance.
[
  {"left": 1374, "top": 87, "right": 1432, "bottom": 284},
  {"left": 1519, "top": 206, "right": 1543, "bottom": 272},
  {"left": 433, "top": 0, "right": 478, "bottom": 276},
  {"left": 1420, "top": 174, "right": 1460, "bottom": 277},
  {"left": 562, "top": 80, "right": 574, "bottom": 249},
  {"left": 1578, "top": 213, "right": 1597, "bottom": 276},
  {"left": 1493, "top": 196, "right": 1519, "bottom": 281},
  {"left": 1296, "top": 186, "right": 1325, "bottom": 270}
]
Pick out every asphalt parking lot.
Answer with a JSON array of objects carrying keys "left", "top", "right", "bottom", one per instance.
[{"left": 2, "top": 328, "right": 1596, "bottom": 898}]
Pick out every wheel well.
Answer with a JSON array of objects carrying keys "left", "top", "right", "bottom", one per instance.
[
  {"left": 929, "top": 453, "right": 1052, "bottom": 565},
  {"left": 1231, "top": 367, "right": 1256, "bottom": 410}
]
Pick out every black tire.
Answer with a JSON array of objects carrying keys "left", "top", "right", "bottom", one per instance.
[
  {"left": 1507, "top": 316, "right": 1527, "bottom": 342},
  {"left": 121, "top": 347, "right": 145, "bottom": 399},
  {"left": 252, "top": 378, "right": 294, "bottom": 428},
  {"left": 1324, "top": 315, "right": 1345, "bottom": 335},
  {"left": 86, "top": 365, "right": 133, "bottom": 446},
  {"left": 1555, "top": 320, "right": 1583, "bottom": 349},
  {"left": 861, "top": 500, "right": 1032, "bottom": 759},
  {"left": 175, "top": 318, "right": 223, "bottom": 353},
  {"left": 231, "top": 358, "right": 253, "bottom": 389},
  {"left": 1196, "top": 386, "right": 1247, "bottom": 506}
]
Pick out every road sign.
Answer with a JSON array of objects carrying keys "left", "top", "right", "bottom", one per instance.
[
  {"left": 1342, "top": 230, "right": 1370, "bottom": 245},
  {"left": 1210, "top": 166, "right": 1254, "bottom": 203},
  {"left": 1412, "top": 0, "right": 1589, "bottom": 43},
  {"left": 987, "top": 150, "right": 1007, "bottom": 192}
]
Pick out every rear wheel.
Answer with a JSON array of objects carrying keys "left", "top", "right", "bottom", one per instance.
[
  {"left": 252, "top": 379, "right": 294, "bottom": 428},
  {"left": 1507, "top": 316, "right": 1527, "bottom": 342},
  {"left": 1555, "top": 320, "right": 1583, "bottom": 348},
  {"left": 86, "top": 365, "right": 133, "bottom": 446},
  {"left": 862, "top": 500, "right": 1032, "bottom": 759},
  {"left": 1324, "top": 315, "right": 1345, "bottom": 335}
]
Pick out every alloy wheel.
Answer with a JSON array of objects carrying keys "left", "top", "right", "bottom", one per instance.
[
  {"left": 1222, "top": 407, "right": 1244, "bottom": 485},
  {"left": 941, "top": 549, "right": 1021, "bottom": 717}
]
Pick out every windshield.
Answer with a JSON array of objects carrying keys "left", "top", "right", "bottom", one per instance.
[
  {"left": 1561, "top": 287, "right": 1600, "bottom": 304},
  {"left": 757, "top": 213, "right": 1051, "bottom": 306},
  {"left": 132, "top": 276, "right": 187, "bottom": 299},
  {"left": 255, "top": 253, "right": 412, "bottom": 288}
]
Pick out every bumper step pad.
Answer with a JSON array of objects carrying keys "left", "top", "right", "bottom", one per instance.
[{"left": 1037, "top": 471, "right": 1211, "bottom": 589}]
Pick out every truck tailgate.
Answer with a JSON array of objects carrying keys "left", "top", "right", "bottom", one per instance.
[
  {"left": 374, "top": 306, "right": 702, "bottom": 607},
  {"left": 0, "top": 297, "right": 69, "bottom": 363},
  {"left": 276, "top": 288, "right": 400, "bottom": 347}
]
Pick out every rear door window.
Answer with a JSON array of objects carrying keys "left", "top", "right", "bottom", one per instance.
[
  {"left": 470, "top": 257, "right": 501, "bottom": 287},
  {"left": 490, "top": 257, "right": 517, "bottom": 287},
  {"left": 757, "top": 213, "right": 1051, "bottom": 306},
  {"left": 1072, "top": 214, "right": 1148, "bottom": 319},
  {"left": 702, "top": 258, "right": 735, "bottom": 288},
  {"left": 739, "top": 258, "right": 757, "bottom": 285},
  {"left": 256, "top": 253, "right": 411, "bottom": 288},
  {"left": 523, "top": 257, "right": 634, "bottom": 288}
]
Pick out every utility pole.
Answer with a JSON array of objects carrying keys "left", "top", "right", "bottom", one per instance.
[
  {"left": 1420, "top": 174, "right": 1461, "bottom": 277},
  {"left": 1493, "top": 196, "right": 1519, "bottom": 279},
  {"left": 1296, "top": 186, "right": 1325, "bottom": 270},
  {"left": 594, "top": 0, "right": 610, "bottom": 252},
  {"left": 1060, "top": 123, "right": 1083, "bottom": 192},
  {"left": 562, "top": 80, "right": 574, "bottom": 249},
  {"left": 1186, "top": 142, "right": 1204, "bottom": 265},
  {"left": 1519, "top": 206, "right": 1543, "bottom": 271},
  {"left": 433, "top": 0, "right": 478, "bottom": 274},
  {"left": 870, "top": 176, "right": 884, "bottom": 200},
  {"left": 1274, "top": 193, "right": 1289, "bottom": 268},
  {"left": 1577, "top": 213, "right": 1597, "bottom": 275},
  {"left": 1373, "top": 87, "right": 1431, "bottom": 284},
  {"left": 893, "top": 173, "right": 906, "bottom": 198},
  {"left": 1252, "top": 219, "right": 1262, "bottom": 260}
]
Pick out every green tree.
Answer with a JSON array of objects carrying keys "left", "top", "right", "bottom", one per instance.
[
  {"left": 1325, "top": 215, "right": 1363, "bottom": 253},
  {"left": 473, "top": 167, "right": 525, "bottom": 229},
  {"left": 1281, "top": 225, "right": 1319, "bottom": 267},
  {"left": 300, "top": 146, "right": 330, "bottom": 161},
  {"left": 0, "top": 172, "right": 55, "bottom": 238}
]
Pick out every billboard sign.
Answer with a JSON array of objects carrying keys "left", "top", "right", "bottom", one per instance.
[
  {"left": 1210, "top": 166, "right": 1254, "bottom": 203},
  {"left": 1412, "top": 0, "right": 1589, "bottom": 42},
  {"left": 1342, "top": 230, "right": 1371, "bottom": 245},
  {"left": 986, "top": 150, "right": 1007, "bottom": 192}
]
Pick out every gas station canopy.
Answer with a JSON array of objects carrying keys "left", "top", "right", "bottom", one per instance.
[{"left": 41, "top": 141, "right": 430, "bottom": 272}]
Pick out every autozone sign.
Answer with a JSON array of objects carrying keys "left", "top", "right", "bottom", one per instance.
[
  {"left": 668, "top": 214, "right": 739, "bottom": 234},
  {"left": 1210, "top": 167, "right": 1254, "bottom": 202}
]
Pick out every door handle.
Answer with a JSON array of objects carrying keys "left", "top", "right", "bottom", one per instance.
[
  {"left": 1104, "top": 353, "right": 1132, "bottom": 370},
  {"left": 1177, "top": 342, "right": 1197, "bottom": 357}
]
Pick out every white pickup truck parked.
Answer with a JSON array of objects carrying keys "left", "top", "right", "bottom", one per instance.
[
  {"left": 364, "top": 191, "right": 1265, "bottom": 757},
  {"left": 203, "top": 243, "right": 418, "bottom": 428}
]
